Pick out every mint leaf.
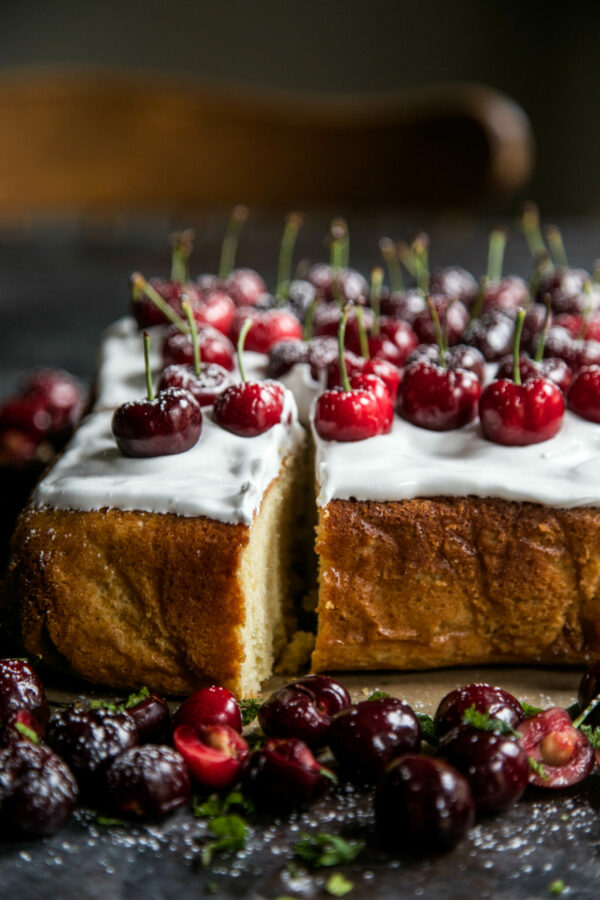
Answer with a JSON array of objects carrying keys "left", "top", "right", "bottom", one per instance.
[
  {"left": 294, "top": 833, "right": 365, "bottom": 868},
  {"left": 14, "top": 722, "right": 40, "bottom": 744},
  {"left": 520, "top": 701, "right": 543, "bottom": 718},
  {"left": 462, "top": 705, "right": 521, "bottom": 738},
  {"left": 193, "top": 795, "right": 223, "bottom": 819},
  {"left": 416, "top": 712, "right": 438, "bottom": 745},
  {"left": 319, "top": 767, "right": 338, "bottom": 785},
  {"left": 124, "top": 686, "right": 150, "bottom": 709},
  {"left": 89, "top": 699, "right": 119, "bottom": 712},
  {"left": 366, "top": 690, "right": 390, "bottom": 702},
  {"left": 580, "top": 724, "right": 600, "bottom": 749},
  {"left": 96, "top": 816, "right": 127, "bottom": 827},
  {"left": 201, "top": 815, "right": 247, "bottom": 867},
  {"left": 529, "top": 756, "right": 550, "bottom": 781},
  {"left": 239, "top": 698, "right": 262, "bottom": 726},
  {"left": 326, "top": 873, "right": 354, "bottom": 896},
  {"left": 549, "top": 878, "right": 566, "bottom": 895}
]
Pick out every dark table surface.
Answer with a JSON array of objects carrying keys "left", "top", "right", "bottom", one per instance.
[{"left": 2, "top": 212, "right": 600, "bottom": 900}]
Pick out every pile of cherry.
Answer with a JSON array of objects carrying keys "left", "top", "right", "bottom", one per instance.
[
  {"left": 2, "top": 656, "right": 600, "bottom": 855},
  {"left": 117, "top": 207, "right": 600, "bottom": 458}
]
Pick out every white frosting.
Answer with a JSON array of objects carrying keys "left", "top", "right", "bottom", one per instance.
[
  {"left": 34, "top": 392, "right": 305, "bottom": 525},
  {"left": 314, "top": 409, "right": 600, "bottom": 509},
  {"left": 278, "top": 363, "right": 321, "bottom": 424},
  {"left": 94, "top": 317, "right": 268, "bottom": 410}
]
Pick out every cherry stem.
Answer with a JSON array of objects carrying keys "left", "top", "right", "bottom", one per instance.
[
  {"left": 275, "top": 212, "right": 303, "bottom": 305},
  {"left": 181, "top": 298, "right": 201, "bottom": 375},
  {"left": 338, "top": 305, "right": 351, "bottom": 392},
  {"left": 487, "top": 227, "right": 507, "bottom": 284},
  {"left": 330, "top": 219, "right": 348, "bottom": 306},
  {"left": 512, "top": 308, "right": 526, "bottom": 385},
  {"left": 579, "top": 281, "right": 595, "bottom": 339},
  {"left": 397, "top": 241, "right": 417, "bottom": 277},
  {"left": 412, "top": 234, "right": 429, "bottom": 295},
  {"left": 370, "top": 267, "right": 384, "bottom": 338},
  {"left": 332, "top": 218, "right": 349, "bottom": 269},
  {"left": 426, "top": 296, "right": 446, "bottom": 369},
  {"left": 520, "top": 203, "right": 546, "bottom": 259},
  {"left": 573, "top": 693, "right": 600, "bottom": 729},
  {"left": 544, "top": 225, "right": 568, "bottom": 269},
  {"left": 529, "top": 251, "right": 553, "bottom": 298},
  {"left": 131, "top": 273, "right": 187, "bottom": 332},
  {"left": 593, "top": 260, "right": 600, "bottom": 284},
  {"left": 170, "top": 229, "right": 194, "bottom": 282},
  {"left": 467, "top": 277, "right": 487, "bottom": 326},
  {"left": 219, "top": 205, "right": 249, "bottom": 279},
  {"left": 356, "top": 306, "right": 370, "bottom": 360},
  {"left": 534, "top": 296, "right": 552, "bottom": 363},
  {"left": 379, "top": 238, "right": 403, "bottom": 293},
  {"left": 303, "top": 297, "right": 317, "bottom": 341},
  {"left": 236, "top": 318, "right": 253, "bottom": 382},
  {"left": 143, "top": 331, "right": 154, "bottom": 401}
]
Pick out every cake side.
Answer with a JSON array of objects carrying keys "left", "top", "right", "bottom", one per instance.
[{"left": 312, "top": 496, "right": 600, "bottom": 672}]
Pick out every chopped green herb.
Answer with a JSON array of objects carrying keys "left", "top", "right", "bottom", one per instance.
[
  {"left": 90, "top": 686, "right": 151, "bottom": 714},
  {"left": 294, "top": 833, "right": 365, "bottom": 868},
  {"left": 89, "top": 699, "right": 119, "bottom": 712},
  {"left": 319, "top": 767, "right": 339, "bottom": 785},
  {"left": 205, "top": 882, "right": 218, "bottom": 895},
  {"left": 193, "top": 790, "right": 253, "bottom": 819},
  {"left": 416, "top": 712, "right": 438, "bottom": 745},
  {"left": 560, "top": 814, "right": 569, "bottom": 823},
  {"left": 529, "top": 756, "right": 550, "bottom": 781},
  {"left": 549, "top": 878, "right": 566, "bottom": 895},
  {"left": 14, "top": 722, "right": 40, "bottom": 744},
  {"left": 239, "top": 698, "right": 262, "bottom": 726},
  {"left": 124, "top": 686, "right": 150, "bottom": 709},
  {"left": 201, "top": 814, "right": 247, "bottom": 867},
  {"left": 580, "top": 724, "right": 600, "bottom": 748},
  {"left": 462, "top": 705, "right": 521, "bottom": 738},
  {"left": 246, "top": 730, "right": 267, "bottom": 750},
  {"left": 366, "top": 690, "right": 390, "bottom": 702},
  {"left": 96, "top": 816, "right": 127, "bottom": 827},
  {"left": 326, "top": 873, "right": 354, "bottom": 896},
  {"left": 520, "top": 701, "right": 543, "bottom": 718}
]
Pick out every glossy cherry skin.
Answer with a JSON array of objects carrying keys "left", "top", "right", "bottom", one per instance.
[
  {"left": 328, "top": 697, "right": 421, "bottom": 783},
  {"left": 438, "top": 727, "right": 529, "bottom": 813},
  {"left": 411, "top": 296, "right": 468, "bottom": 346},
  {"left": 105, "top": 745, "right": 191, "bottom": 819},
  {"left": 479, "top": 377, "right": 564, "bottom": 445},
  {"left": 1, "top": 709, "right": 45, "bottom": 747},
  {"left": 158, "top": 363, "right": 233, "bottom": 407},
  {"left": 127, "top": 695, "right": 171, "bottom": 744},
  {"left": 349, "top": 373, "right": 393, "bottom": 433},
  {"left": 173, "top": 723, "right": 249, "bottom": 790},
  {"left": 362, "top": 358, "right": 401, "bottom": 405},
  {"left": 518, "top": 707, "right": 594, "bottom": 788},
  {"left": 161, "top": 324, "right": 235, "bottom": 371},
  {"left": 567, "top": 366, "right": 600, "bottom": 422},
  {"left": 466, "top": 309, "right": 515, "bottom": 361},
  {"left": 0, "top": 740, "right": 78, "bottom": 839},
  {"left": 232, "top": 308, "right": 303, "bottom": 353},
  {"left": 0, "top": 659, "right": 49, "bottom": 728},
  {"left": 314, "top": 387, "right": 382, "bottom": 442},
  {"left": 131, "top": 277, "right": 203, "bottom": 329},
  {"left": 195, "top": 287, "right": 236, "bottom": 336},
  {"left": 554, "top": 313, "right": 600, "bottom": 342},
  {"left": 313, "top": 304, "right": 375, "bottom": 344},
  {"left": 378, "top": 318, "right": 419, "bottom": 364},
  {"left": 225, "top": 268, "right": 267, "bottom": 307},
  {"left": 398, "top": 361, "right": 481, "bottom": 431},
  {"left": 406, "top": 343, "right": 486, "bottom": 382},
  {"left": 307, "top": 263, "right": 368, "bottom": 304},
  {"left": 495, "top": 355, "right": 572, "bottom": 395},
  {"left": 544, "top": 327, "right": 600, "bottom": 372},
  {"left": 258, "top": 675, "right": 351, "bottom": 750},
  {"left": 48, "top": 706, "right": 139, "bottom": 797},
  {"left": 213, "top": 381, "right": 285, "bottom": 437},
  {"left": 482, "top": 275, "right": 529, "bottom": 313},
  {"left": 243, "top": 737, "right": 335, "bottom": 813},
  {"left": 112, "top": 387, "right": 202, "bottom": 457},
  {"left": 434, "top": 683, "right": 524, "bottom": 739},
  {"left": 172, "top": 685, "right": 242, "bottom": 734},
  {"left": 375, "top": 755, "right": 474, "bottom": 852},
  {"left": 267, "top": 340, "right": 310, "bottom": 378},
  {"left": 429, "top": 266, "right": 479, "bottom": 307},
  {"left": 325, "top": 350, "right": 366, "bottom": 390},
  {"left": 578, "top": 660, "right": 600, "bottom": 727}
]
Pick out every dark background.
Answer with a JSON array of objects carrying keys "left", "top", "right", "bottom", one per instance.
[{"left": 1, "top": 0, "right": 599, "bottom": 213}]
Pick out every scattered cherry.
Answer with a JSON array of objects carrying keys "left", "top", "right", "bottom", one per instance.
[
  {"left": 232, "top": 308, "right": 303, "bottom": 354},
  {"left": 1, "top": 709, "right": 45, "bottom": 747},
  {"left": 411, "top": 296, "right": 468, "bottom": 346},
  {"left": 243, "top": 737, "right": 335, "bottom": 813},
  {"left": 266, "top": 340, "right": 310, "bottom": 379},
  {"left": 162, "top": 325, "right": 235, "bottom": 371},
  {"left": 173, "top": 723, "right": 249, "bottom": 790},
  {"left": 127, "top": 694, "right": 170, "bottom": 744},
  {"left": 398, "top": 360, "right": 481, "bottom": 431},
  {"left": 158, "top": 364, "right": 232, "bottom": 407},
  {"left": 434, "top": 683, "right": 524, "bottom": 739},
  {"left": 258, "top": 675, "right": 350, "bottom": 750},
  {"left": 517, "top": 708, "right": 594, "bottom": 788},
  {"left": 105, "top": 745, "right": 191, "bottom": 819},
  {"left": 495, "top": 354, "right": 572, "bottom": 394},
  {"left": 172, "top": 685, "right": 242, "bottom": 734},
  {"left": 0, "top": 659, "right": 49, "bottom": 728}
]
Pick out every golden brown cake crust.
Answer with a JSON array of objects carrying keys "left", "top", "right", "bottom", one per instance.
[
  {"left": 312, "top": 496, "right": 600, "bottom": 672},
  {"left": 7, "top": 505, "right": 250, "bottom": 695}
]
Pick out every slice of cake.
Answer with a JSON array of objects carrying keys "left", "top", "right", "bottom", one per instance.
[{"left": 311, "top": 411, "right": 600, "bottom": 672}]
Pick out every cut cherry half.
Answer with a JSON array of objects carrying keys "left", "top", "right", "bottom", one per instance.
[
  {"left": 173, "top": 723, "right": 249, "bottom": 790},
  {"left": 243, "top": 737, "right": 335, "bottom": 813},
  {"left": 172, "top": 685, "right": 242, "bottom": 734},
  {"left": 517, "top": 707, "right": 594, "bottom": 788}
]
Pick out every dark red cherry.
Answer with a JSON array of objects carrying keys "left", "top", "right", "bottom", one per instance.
[
  {"left": 521, "top": 302, "right": 551, "bottom": 353},
  {"left": 361, "top": 357, "right": 401, "bottom": 405},
  {"left": 380, "top": 288, "right": 425, "bottom": 321},
  {"left": 105, "top": 745, "right": 191, "bottom": 819},
  {"left": 0, "top": 740, "right": 78, "bottom": 839},
  {"left": 411, "top": 296, "right": 468, "bottom": 346},
  {"left": 306, "top": 336, "right": 340, "bottom": 379},
  {"left": 429, "top": 266, "right": 478, "bottom": 307},
  {"left": 314, "top": 386, "right": 382, "bottom": 441},
  {"left": 375, "top": 755, "right": 475, "bottom": 852},
  {"left": 307, "top": 263, "right": 368, "bottom": 304},
  {"left": 567, "top": 366, "right": 600, "bottom": 422},
  {"left": 325, "top": 350, "right": 365, "bottom": 389},
  {"left": 0, "top": 659, "right": 49, "bottom": 728},
  {"left": 482, "top": 275, "right": 529, "bottom": 312},
  {"left": 328, "top": 697, "right": 421, "bottom": 783},
  {"left": 495, "top": 354, "right": 572, "bottom": 394},
  {"left": 112, "top": 387, "right": 202, "bottom": 457},
  {"left": 0, "top": 393, "right": 53, "bottom": 440},
  {"left": 173, "top": 723, "right": 249, "bottom": 790},
  {"left": 131, "top": 277, "right": 202, "bottom": 329},
  {"left": 434, "top": 683, "right": 524, "bottom": 739},
  {"left": 544, "top": 327, "right": 600, "bottom": 372},
  {"left": 225, "top": 268, "right": 267, "bottom": 307},
  {"left": 438, "top": 727, "right": 529, "bottom": 813},
  {"left": 313, "top": 305, "right": 375, "bottom": 343},
  {"left": 243, "top": 737, "right": 334, "bottom": 813},
  {"left": 285, "top": 279, "right": 317, "bottom": 321},
  {"left": 127, "top": 694, "right": 170, "bottom": 744},
  {"left": 398, "top": 360, "right": 481, "bottom": 431},
  {"left": 518, "top": 707, "right": 594, "bottom": 788},
  {"left": 19, "top": 368, "right": 85, "bottom": 435},
  {"left": 578, "top": 661, "right": 600, "bottom": 728},
  {"left": 161, "top": 325, "right": 235, "bottom": 371},
  {"left": 349, "top": 373, "right": 393, "bottom": 432},
  {"left": 213, "top": 380, "right": 285, "bottom": 437},
  {"left": 172, "top": 685, "right": 242, "bottom": 734},
  {"left": 465, "top": 309, "right": 515, "bottom": 361},
  {"left": 258, "top": 675, "right": 350, "bottom": 749},
  {"left": 406, "top": 343, "right": 486, "bottom": 382},
  {"left": 266, "top": 340, "right": 310, "bottom": 378},
  {"left": 479, "top": 377, "right": 564, "bottom": 445},
  {"left": 195, "top": 288, "right": 236, "bottom": 336},
  {"left": 232, "top": 308, "right": 303, "bottom": 354},
  {"left": 158, "top": 363, "right": 233, "bottom": 407},
  {"left": 378, "top": 317, "right": 419, "bottom": 364},
  {"left": 291, "top": 675, "right": 351, "bottom": 716},
  {"left": 536, "top": 267, "right": 594, "bottom": 314}
]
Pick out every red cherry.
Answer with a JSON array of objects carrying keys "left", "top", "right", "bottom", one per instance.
[
  {"left": 380, "top": 288, "right": 425, "bottom": 321},
  {"left": 112, "top": 387, "right": 202, "bottom": 457},
  {"left": 161, "top": 325, "right": 235, "bottom": 371},
  {"left": 313, "top": 304, "right": 375, "bottom": 342},
  {"left": 0, "top": 393, "right": 53, "bottom": 439},
  {"left": 173, "top": 723, "right": 249, "bottom": 790},
  {"left": 232, "top": 308, "right": 302, "bottom": 354},
  {"left": 398, "top": 360, "right": 481, "bottom": 431},
  {"left": 0, "top": 428, "right": 41, "bottom": 463},
  {"left": 544, "top": 327, "right": 600, "bottom": 372},
  {"left": 378, "top": 318, "right": 419, "bottom": 364},
  {"left": 131, "top": 277, "right": 203, "bottom": 329},
  {"left": 158, "top": 363, "right": 233, "bottom": 407},
  {"left": 482, "top": 276, "right": 529, "bottom": 312},
  {"left": 429, "top": 266, "right": 479, "bottom": 307},
  {"left": 495, "top": 354, "right": 572, "bottom": 394},
  {"left": 20, "top": 368, "right": 84, "bottom": 434},
  {"left": 362, "top": 357, "right": 401, "bottom": 405},
  {"left": 213, "top": 381, "right": 285, "bottom": 437},
  {"left": 266, "top": 340, "right": 310, "bottom": 379},
  {"left": 479, "top": 377, "right": 564, "bottom": 445},
  {"left": 553, "top": 313, "right": 582, "bottom": 338},
  {"left": 350, "top": 373, "right": 393, "bottom": 433},
  {"left": 225, "top": 268, "right": 267, "bottom": 307},
  {"left": 307, "top": 263, "right": 368, "bottom": 304},
  {"left": 567, "top": 365, "right": 600, "bottom": 422},
  {"left": 411, "top": 296, "right": 468, "bottom": 346},
  {"left": 172, "top": 685, "right": 242, "bottom": 733},
  {"left": 407, "top": 343, "right": 486, "bottom": 382},
  {"left": 536, "top": 267, "right": 595, "bottom": 314},
  {"left": 194, "top": 288, "right": 236, "bottom": 337},
  {"left": 314, "top": 387, "right": 382, "bottom": 441},
  {"left": 306, "top": 336, "right": 341, "bottom": 380},
  {"left": 325, "top": 351, "right": 365, "bottom": 389}
]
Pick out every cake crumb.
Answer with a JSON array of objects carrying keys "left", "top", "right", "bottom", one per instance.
[{"left": 275, "top": 631, "right": 315, "bottom": 675}]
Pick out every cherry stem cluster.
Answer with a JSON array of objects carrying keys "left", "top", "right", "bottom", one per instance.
[
  {"left": 356, "top": 306, "right": 370, "bottom": 360},
  {"left": 534, "top": 297, "right": 551, "bottom": 362},
  {"left": 219, "top": 205, "right": 248, "bottom": 279}
]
